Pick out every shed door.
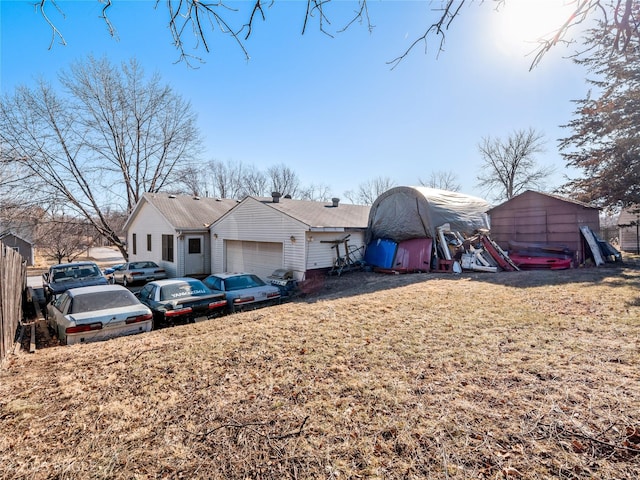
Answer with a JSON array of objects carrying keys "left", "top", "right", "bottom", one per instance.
[{"left": 225, "top": 240, "right": 283, "bottom": 280}]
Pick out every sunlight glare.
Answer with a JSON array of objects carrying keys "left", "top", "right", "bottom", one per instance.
[{"left": 491, "top": 0, "right": 578, "bottom": 60}]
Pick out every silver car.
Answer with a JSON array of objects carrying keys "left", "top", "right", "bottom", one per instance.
[
  {"left": 202, "top": 273, "right": 281, "bottom": 313},
  {"left": 111, "top": 261, "right": 168, "bottom": 286},
  {"left": 46, "top": 285, "right": 153, "bottom": 345}
]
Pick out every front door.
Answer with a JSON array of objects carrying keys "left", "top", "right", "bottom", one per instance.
[{"left": 185, "top": 235, "right": 205, "bottom": 275}]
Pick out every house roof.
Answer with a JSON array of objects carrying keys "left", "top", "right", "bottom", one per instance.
[
  {"left": 217, "top": 196, "right": 370, "bottom": 230},
  {"left": 487, "top": 190, "right": 599, "bottom": 213},
  {"left": 618, "top": 205, "right": 640, "bottom": 226},
  {"left": 124, "top": 193, "right": 239, "bottom": 231}
]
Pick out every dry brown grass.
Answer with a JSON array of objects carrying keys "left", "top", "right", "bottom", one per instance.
[{"left": 2, "top": 265, "right": 640, "bottom": 479}]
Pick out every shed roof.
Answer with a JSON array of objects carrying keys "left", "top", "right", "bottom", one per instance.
[
  {"left": 0, "top": 228, "right": 34, "bottom": 245},
  {"left": 124, "top": 193, "right": 239, "bottom": 231},
  {"left": 487, "top": 190, "right": 598, "bottom": 213},
  {"left": 618, "top": 205, "right": 640, "bottom": 226}
]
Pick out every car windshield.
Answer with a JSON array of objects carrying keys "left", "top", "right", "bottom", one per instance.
[
  {"left": 53, "top": 265, "right": 102, "bottom": 281},
  {"left": 160, "top": 281, "right": 211, "bottom": 301},
  {"left": 129, "top": 262, "right": 157, "bottom": 269},
  {"left": 71, "top": 290, "right": 139, "bottom": 314},
  {"left": 224, "top": 274, "right": 265, "bottom": 291}
]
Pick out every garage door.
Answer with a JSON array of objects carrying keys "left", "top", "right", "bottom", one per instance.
[{"left": 225, "top": 240, "right": 283, "bottom": 280}]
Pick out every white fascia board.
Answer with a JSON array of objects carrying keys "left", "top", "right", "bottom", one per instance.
[{"left": 309, "top": 227, "right": 346, "bottom": 232}]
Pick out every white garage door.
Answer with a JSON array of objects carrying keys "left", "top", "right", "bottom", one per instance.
[{"left": 225, "top": 240, "right": 283, "bottom": 280}]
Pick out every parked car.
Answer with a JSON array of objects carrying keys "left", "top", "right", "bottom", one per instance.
[
  {"left": 46, "top": 285, "right": 153, "bottom": 345},
  {"left": 136, "top": 277, "right": 227, "bottom": 327},
  {"left": 103, "top": 263, "right": 124, "bottom": 283},
  {"left": 111, "top": 261, "right": 167, "bottom": 286},
  {"left": 42, "top": 261, "right": 109, "bottom": 303},
  {"left": 202, "top": 273, "right": 281, "bottom": 313}
]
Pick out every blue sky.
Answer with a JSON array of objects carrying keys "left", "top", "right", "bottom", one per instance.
[{"left": 1, "top": 0, "right": 589, "bottom": 203}]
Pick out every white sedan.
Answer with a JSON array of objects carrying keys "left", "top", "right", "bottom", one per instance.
[{"left": 46, "top": 285, "right": 153, "bottom": 345}]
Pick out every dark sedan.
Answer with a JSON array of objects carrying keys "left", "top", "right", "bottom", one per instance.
[
  {"left": 42, "top": 261, "right": 109, "bottom": 303},
  {"left": 136, "top": 277, "right": 227, "bottom": 327}
]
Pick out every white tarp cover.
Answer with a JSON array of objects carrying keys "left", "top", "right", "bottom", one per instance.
[{"left": 366, "top": 186, "right": 491, "bottom": 242}]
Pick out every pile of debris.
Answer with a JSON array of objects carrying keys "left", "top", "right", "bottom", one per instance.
[{"left": 435, "top": 224, "right": 519, "bottom": 273}]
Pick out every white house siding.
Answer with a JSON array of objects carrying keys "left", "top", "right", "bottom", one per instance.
[
  {"left": 305, "top": 231, "right": 366, "bottom": 272},
  {"left": 126, "top": 204, "right": 179, "bottom": 277},
  {"left": 212, "top": 199, "right": 308, "bottom": 280}
]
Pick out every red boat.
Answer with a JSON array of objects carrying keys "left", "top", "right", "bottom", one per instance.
[{"left": 508, "top": 253, "right": 571, "bottom": 270}]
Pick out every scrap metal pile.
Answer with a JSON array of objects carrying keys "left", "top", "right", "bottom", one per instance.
[{"left": 435, "top": 224, "right": 519, "bottom": 273}]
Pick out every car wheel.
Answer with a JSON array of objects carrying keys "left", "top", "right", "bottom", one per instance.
[{"left": 123, "top": 276, "right": 128, "bottom": 287}]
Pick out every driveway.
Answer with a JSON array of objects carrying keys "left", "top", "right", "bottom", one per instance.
[{"left": 85, "top": 246, "right": 125, "bottom": 263}]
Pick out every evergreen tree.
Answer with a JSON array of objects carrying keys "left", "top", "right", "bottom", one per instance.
[{"left": 559, "top": 19, "right": 640, "bottom": 207}]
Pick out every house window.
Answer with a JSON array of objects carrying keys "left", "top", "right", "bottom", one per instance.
[
  {"left": 132, "top": 234, "right": 137, "bottom": 255},
  {"left": 147, "top": 234, "right": 152, "bottom": 251},
  {"left": 188, "top": 238, "right": 201, "bottom": 254},
  {"left": 162, "top": 235, "right": 174, "bottom": 262}
]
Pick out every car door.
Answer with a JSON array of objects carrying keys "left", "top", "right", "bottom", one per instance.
[{"left": 47, "top": 292, "right": 72, "bottom": 336}]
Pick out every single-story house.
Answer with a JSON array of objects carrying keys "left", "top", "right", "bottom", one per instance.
[
  {"left": 618, "top": 206, "right": 640, "bottom": 253},
  {"left": 210, "top": 194, "right": 371, "bottom": 281},
  {"left": 0, "top": 231, "right": 35, "bottom": 266},
  {"left": 487, "top": 190, "right": 600, "bottom": 264},
  {"left": 123, "top": 193, "right": 238, "bottom": 278}
]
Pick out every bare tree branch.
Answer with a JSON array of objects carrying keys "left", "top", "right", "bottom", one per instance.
[
  {"left": 387, "top": 0, "right": 467, "bottom": 69},
  {"left": 418, "top": 170, "right": 461, "bottom": 192},
  {"left": 344, "top": 176, "right": 395, "bottom": 205},
  {"left": 29, "top": 0, "right": 640, "bottom": 70},
  {"left": 35, "top": 0, "right": 67, "bottom": 49},
  {"left": 476, "top": 128, "right": 553, "bottom": 202}
]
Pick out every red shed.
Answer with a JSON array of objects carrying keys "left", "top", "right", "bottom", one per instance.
[{"left": 487, "top": 190, "right": 600, "bottom": 265}]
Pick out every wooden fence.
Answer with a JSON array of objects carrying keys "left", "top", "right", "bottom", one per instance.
[{"left": 0, "top": 244, "right": 26, "bottom": 363}]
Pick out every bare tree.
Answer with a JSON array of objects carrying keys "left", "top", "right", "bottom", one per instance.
[
  {"left": 267, "top": 164, "right": 300, "bottom": 198},
  {"left": 32, "top": 1, "right": 640, "bottom": 69},
  {"left": 344, "top": 176, "right": 396, "bottom": 205},
  {"left": 0, "top": 56, "right": 200, "bottom": 259},
  {"left": 240, "top": 167, "right": 269, "bottom": 198},
  {"left": 476, "top": 128, "right": 553, "bottom": 202},
  {"left": 418, "top": 170, "right": 461, "bottom": 192},
  {"left": 300, "top": 183, "right": 333, "bottom": 202},
  {"left": 177, "top": 159, "right": 269, "bottom": 199},
  {"left": 36, "top": 215, "right": 89, "bottom": 264},
  {"left": 176, "top": 165, "right": 204, "bottom": 197}
]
